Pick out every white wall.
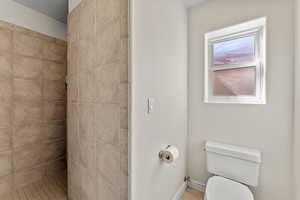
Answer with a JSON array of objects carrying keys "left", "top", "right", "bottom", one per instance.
[
  {"left": 130, "top": 0, "right": 188, "bottom": 199},
  {"left": 188, "top": 0, "right": 294, "bottom": 200},
  {"left": 0, "top": 0, "right": 66, "bottom": 40},
  {"left": 294, "top": 0, "right": 300, "bottom": 199},
  {"left": 68, "top": 0, "right": 81, "bottom": 13}
]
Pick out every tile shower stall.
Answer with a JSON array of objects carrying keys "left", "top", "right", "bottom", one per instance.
[
  {"left": 0, "top": 20, "right": 67, "bottom": 198},
  {"left": 67, "top": 0, "right": 129, "bottom": 199},
  {"left": 0, "top": 0, "right": 129, "bottom": 199}
]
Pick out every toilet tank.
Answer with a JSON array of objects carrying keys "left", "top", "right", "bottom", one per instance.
[{"left": 206, "top": 141, "right": 261, "bottom": 186}]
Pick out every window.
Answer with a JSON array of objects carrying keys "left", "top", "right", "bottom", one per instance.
[{"left": 204, "top": 18, "right": 266, "bottom": 104}]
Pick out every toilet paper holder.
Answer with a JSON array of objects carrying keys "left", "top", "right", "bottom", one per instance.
[
  {"left": 159, "top": 145, "right": 179, "bottom": 163},
  {"left": 159, "top": 145, "right": 171, "bottom": 161}
]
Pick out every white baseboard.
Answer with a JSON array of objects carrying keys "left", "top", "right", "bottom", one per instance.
[
  {"left": 172, "top": 182, "right": 187, "bottom": 200},
  {"left": 187, "top": 179, "right": 206, "bottom": 193}
]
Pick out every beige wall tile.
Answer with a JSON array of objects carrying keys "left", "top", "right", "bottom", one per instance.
[
  {"left": 13, "top": 56, "right": 43, "bottom": 79},
  {"left": 68, "top": 42, "right": 79, "bottom": 76},
  {"left": 119, "top": 129, "right": 128, "bottom": 144},
  {"left": 120, "top": 38, "right": 128, "bottom": 83},
  {"left": 97, "top": 173, "right": 120, "bottom": 200},
  {"left": 94, "top": 104, "right": 120, "bottom": 144},
  {"left": 43, "top": 124, "right": 66, "bottom": 141},
  {"left": 13, "top": 122, "right": 42, "bottom": 148},
  {"left": 55, "top": 39, "right": 67, "bottom": 46},
  {"left": 0, "top": 21, "right": 66, "bottom": 190},
  {"left": 12, "top": 25, "right": 36, "bottom": 36},
  {"left": 0, "top": 53, "right": 12, "bottom": 99},
  {"left": 81, "top": 170, "right": 97, "bottom": 200},
  {"left": 13, "top": 144, "right": 43, "bottom": 171},
  {"left": 0, "top": 21, "right": 14, "bottom": 31},
  {"left": 14, "top": 78, "right": 42, "bottom": 100},
  {"left": 14, "top": 166, "right": 46, "bottom": 189},
  {"left": 0, "top": 53, "right": 12, "bottom": 79},
  {"left": 43, "top": 101, "right": 66, "bottom": 122},
  {"left": 43, "top": 80, "right": 66, "bottom": 101},
  {"left": 96, "top": 0, "right": 120, "bottom": 30},
  {"left": 78, "top": 104, "right": 94, "bottom": 147},
  {"left": 78, "top": 103, "right": 96, "bottom": 170},
  {"left": 45, "top": 157, "right": 66, "bottom": 176},
  {"left": 41, "top": 140, "right": 65, "bottom": 162},
  {"left": 76, "top": 0, "right": 96, "bottom": 45},
  {"left": 43, "top": 61, "right": 66, "bottom": 81},
  {"left": 13, "top": 32, "right": 43, "bottom": 58},
  {"left": 68, "top": 160, "right": 82, "bottom": 200},
  {"left": 0, "top": 128, "right": 11, "bottom": 152},
  {"left": 120, "top": 0, "right": 128, "bottom": 39},
  {"left": 0, "top": 28, "right": 12, "bottom": 53},
  {"left": 96, "top": 20, "right": 121, "bottom": 65},
  {"left": 96, "top": 142, "right": 120, "bottom": 186},
  {"left": 0, "top": 192, "right": 13, "bottom": 200},
  {"left": 67, "top": 75, "right": 78, "bottom": 102},
  {"left": 119, "top": 84, "right": 128, "bottom": 109},
  {"left": 68, "top": 0, "right": 129, "bottom": 199},
  {"left": 120, "top": 171, "right": 128, "bottom": 200},
  {"left": 0, "top": 175, "right": 12, "bottom": 197},
  {"left": 120, "top": 62, "right": 128, "bottom": 84},
  {"left": 77, "top": 39, "right": 96, "bottom": 72},
  {"left": 12, "top": 25, "right": 55, "bottom": 43},
  {"left": 67, "top": 103, "right": 80, "bottom": 164},
  {"left": 0, "top": 79, "right": 12, "bottom": 99},
  {"left": 120, "top": 108, "right": 128, "bottom": 129},
  {"left": 32, "top": 32, "right": 56, "bottom": 43},
  {"left": 120, "top": 16, "right": 128, "bottom": 39},
  {"left": 13, "top": 97, "right": 42, "bottom": 123},
  {"left": 78, "top": 71, "right": 95, "bottom": 102},
  {"left": 94, "top": 63, "right": 120, "bottom": 104},
  {"left": 68, "top": 8, "right": 80, "bottom": 44},
  {"left": 42, "top": 42, "right": 66, "bottom": 63},
  {"left": 0, "top": 151, "right": 12, "bottom": 177},
  {"left": 120, "top": 129, "right": 128, "bottom": 174},
  {"left": 0, "top": 98, "right": 11, "bottom": 127}
]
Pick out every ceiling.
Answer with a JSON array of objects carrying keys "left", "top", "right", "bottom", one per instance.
[{"left": 13, "top": 0, "right": 68, "bottom": 24}]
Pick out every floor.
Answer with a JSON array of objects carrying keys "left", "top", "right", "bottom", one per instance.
[
  {"left": 12, "top": 173, "right": 200, "bottom": 200},
  {"left": 14, "top": 171, "right": 67, "bottom": 200},
  {"left": 182, "top": 188, "right": 204, "bottom": 200}
]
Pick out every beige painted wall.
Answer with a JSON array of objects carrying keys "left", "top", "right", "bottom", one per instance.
[
  {"left": 0, "top": 20, "right": 67, "bottom": 198},
  {"left": 67, "top": 0, "right": 129, "bottom": 199},
  {"left": 130, "top": 0, "right": 187, "bottom": 199},
  {"left": 188, "top": 0, "right": 294, "bottom": 200}
]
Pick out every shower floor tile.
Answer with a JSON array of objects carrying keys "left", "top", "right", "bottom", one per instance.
[
  {"left": 182, "top": 188, "right": 204, "bottom": 200},
  {"left": 14, "top": 171, "right": 67, "bottom": 200}
]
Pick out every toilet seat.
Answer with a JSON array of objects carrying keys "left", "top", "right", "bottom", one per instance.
[{"left": 205, "top": 176, "right": 254, "bottom": 200}]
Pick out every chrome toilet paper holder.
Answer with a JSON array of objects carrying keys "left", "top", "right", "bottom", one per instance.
[{"left": 158, "top": 145, "right": 171, "bottom": 161}]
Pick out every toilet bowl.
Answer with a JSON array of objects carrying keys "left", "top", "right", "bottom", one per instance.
[
  {"left": 204, "top": 176, "right": 254, "bottom": 200},
  {"left": 204, "top": 141, "right": 261, "bottom": 200}
]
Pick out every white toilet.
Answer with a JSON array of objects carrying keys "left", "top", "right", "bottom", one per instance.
[{"left": 204, "top": 141, "right": 262, "bottom": 200}]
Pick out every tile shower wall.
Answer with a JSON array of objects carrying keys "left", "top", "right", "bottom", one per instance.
[
  {"left": 0, "top": 20, "right": 67, "bottom": 198},
  {"left": 68, "top": 0, "right": 129, "bottom": 199}
]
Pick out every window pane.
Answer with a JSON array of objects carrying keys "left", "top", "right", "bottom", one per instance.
[
  {"left": 213, "top": 36, "right": 255, "bottom": 66},
  {"left": 213, "top": 67, "right": 256, "bottom": 96}
]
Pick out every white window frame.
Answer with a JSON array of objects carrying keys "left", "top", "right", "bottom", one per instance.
[{"left": 204, "top": 17, "right": 266, "bottom": 104}]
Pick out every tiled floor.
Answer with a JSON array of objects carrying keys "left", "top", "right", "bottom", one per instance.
[
  {"left": 14, "top": 171, "right": 67, "bottom": 200},
  {"left": 182, "top": 188, "right": 204, "bottom": 200},
  {"left": 12, "top": 174, "right": 201, "bottom": 200}
]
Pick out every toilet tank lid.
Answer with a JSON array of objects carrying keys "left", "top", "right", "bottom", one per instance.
[{"left": 206, "top": 141, "right": 261, "bottom": 163}]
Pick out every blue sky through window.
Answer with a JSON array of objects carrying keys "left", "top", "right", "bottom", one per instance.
[{"left": 213, "top": 36, "right": 255, "bottom": 66}]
